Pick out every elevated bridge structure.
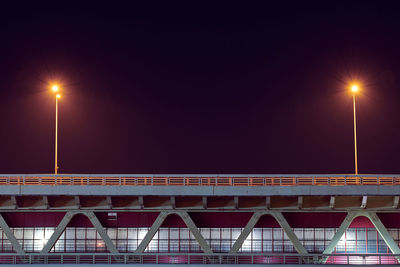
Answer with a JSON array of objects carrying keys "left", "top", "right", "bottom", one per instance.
[{"left": 0, "top": 174, "right": 399, "bottom": 266}]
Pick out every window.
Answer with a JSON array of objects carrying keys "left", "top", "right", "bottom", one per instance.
[{"left": 0, "top": 226, "right": 394, "bottom": 255}]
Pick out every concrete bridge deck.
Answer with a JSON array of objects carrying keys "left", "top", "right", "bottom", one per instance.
[{"left": 0, "top": 174, "right": 397, "bottom": 211}]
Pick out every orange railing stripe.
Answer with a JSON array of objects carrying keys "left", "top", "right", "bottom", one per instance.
[{"left": 0, "top": 175, "right": 399, "bottom": 186}]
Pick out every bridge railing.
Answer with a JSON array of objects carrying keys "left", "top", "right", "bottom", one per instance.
[
  {"left": 0, "top": 174, "right": 399, "bottom": 186},
  {"left": 0, "top": 253, "right": 398, "bottom": 264}
]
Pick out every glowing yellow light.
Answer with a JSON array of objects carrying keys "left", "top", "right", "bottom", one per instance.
[
  {"left": 351, "top": 84, "right": 358, "bottom": 93},
  {"left": 52, "top": 85, "right": 59, "bottom": 92},
  {"left": 56, "top": 94, "right": 61, "bottom": 99}
]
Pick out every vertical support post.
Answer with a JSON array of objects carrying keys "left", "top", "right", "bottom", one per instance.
[
  {"left": 266, "top": 196, "right": 271, "bottom": 209},
  {"left": 361, "top": 196, "right": 367, "bottom": 209},
  {"left": 171, "top": 197, "right": 176, "bottom": 209},
  {"left": 353, "top": 94, "right": 358, "bottom": 175},
  {"left": 298, "top": 196, "right": 303, "bottom": 209},
  {"left": 0, "top": 213, "right": 24, "bottom": 254},
  {"left": 393, "top": 196, "right": 399, "bottom": 209},
  {"left": 74, "top": 196, "right": 80, "bottom": 208},
  {"left": 55, "top": 96, "right": 59, "bottom": 175},
  {"left": 202, "top": 197, "right": 207, "bottom": 209},
  {"left": 43, "top": 196, "right": 49, "bottom": 209},
  {"left": 138, "top": 196, "right": 144, "bottom": 209},
  {"left": 329, "top": 196, "right": 335, "bottom": 209},
  {"left": 234, "top": 196, "right": 239, "bottom": 209},
  {"left": 11, "top": 196, "right": 17, "bottom": 209},
  {"left": 106, "top": 196, "right": 113, "bottom": 209}
]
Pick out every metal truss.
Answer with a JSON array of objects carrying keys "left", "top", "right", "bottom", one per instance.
[
  {"left": 41, "top": 211, "right": 76, "bottom": 253},
  {"left": 86, "top": 211, "right": 119, "bottom": 254},
  {"left": 0, "top": 214, "right": 24, "bottom": 254},
  {"left": 135, "top": 211, "right": 213, "bottom": 254},
  {"left": 135, "top": 211, "right": 170, "bottom": 253},
  {"left": 230, "top": 211, "right": 307, "bottom": 254},
  {"left": 320, "top": 211, "right": 400, "bottom": 263},
  {"left": 230, "top": 212, "right": 263, "bottom": 253},
  {"left": 0, "top": 209, "right": 399, "bottom": 262},
  {"left": 39, "top": 211, "right": 119, "bottom": 254}
]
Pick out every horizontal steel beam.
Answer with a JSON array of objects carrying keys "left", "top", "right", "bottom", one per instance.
[
  {"left": 0, "top": 252, "right": 397, "bottom": 266},
  {"left": 2, "top": 185, "right": 400, "bottom": 196},
  {"left": 2, "top": 194, "right": 400, "bottom": 211},
  {"left": 0, "top": 208, "right": 399, "bottom": 213}
]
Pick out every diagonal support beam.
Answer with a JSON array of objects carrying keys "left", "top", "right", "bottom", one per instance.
[
  {"left": 85, "top": 211, "right": 119, "bottom": 254},
  {"left": 135, "top": 211, "right": 171, "bottom": 253},
  {"left": 176, "top": 211, "right": 213, "bottom": 254},
  {"left": 271, "top": 212, "right": 308, "bottom": 254},
  {"left": 135, "top": 211, "right": 212, "bottom": 254},
  {"left": 230, "top": 212, "right": 307, "bottom": 255},
  {"left": 320, "top": 212, "right": 357, "bottom": 263},
  {"left": 365, "top": 211, "right": 400, "bottom": 262},
  {"left": 230, "top": 212, "right": 263, "bottom": 253},
  {"left": 41, "top": 211, "right": 77, "bottom": 253},
  {"left": 0, "top": 213, "right": 24, "bottom": 254}
]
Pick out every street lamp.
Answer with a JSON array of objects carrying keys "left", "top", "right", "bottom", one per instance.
[
  {"left": 51, "top": 85, "right": 61, "bottom": 175},
  {"left": 350, "top": 84, "right": 359, "bottom": 175}
]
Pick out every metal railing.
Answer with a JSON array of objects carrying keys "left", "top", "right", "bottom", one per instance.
[
  {"left": 0, "top": 253, "right": 398, "bottom": 264},
  {"left": 0, "top": 174, "right": 399, "bottom": 187}
]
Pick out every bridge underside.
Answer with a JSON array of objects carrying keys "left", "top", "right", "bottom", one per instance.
[{"left": 0, "top": 185, "right": 398, "bottom": 210}]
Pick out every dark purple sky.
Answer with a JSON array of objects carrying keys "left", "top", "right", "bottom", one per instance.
[{"left": 1, "top": 1, "right": 400, "bottom": 174}]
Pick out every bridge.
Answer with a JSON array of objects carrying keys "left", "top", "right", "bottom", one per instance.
[{"left": 0, "top": 174, "right": 399, "bottom": 266}]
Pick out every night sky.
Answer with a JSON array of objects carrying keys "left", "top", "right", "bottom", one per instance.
[{"left": 1, "top": 1, "right": 400, "bottom": 174}]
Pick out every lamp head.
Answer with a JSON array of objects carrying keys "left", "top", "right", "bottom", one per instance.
[
  {"left": 351, "top": 84, "right": 359, "bottom": 93},
  {"left": 56, "top": 94, "right": 61, "bottom": 99},
  {"left": 52, "top": 85, "right": 59, "bottom": 92}
]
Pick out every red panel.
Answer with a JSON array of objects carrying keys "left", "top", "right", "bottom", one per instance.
[
  {"left": 377, "top": 213, "right": 400, "bottom": 228},
  {"left": 68, "top": 214, "right": 93, "bottom": 227},
  {"left": 98, "top": 212, "right": 254, "bottom": 228},
  {"left": 349, "top": 216, "right": 374, "bottom": 228},
  {"left": 95, "top": 212, "right": 159, "bottom": 227},
  {"left": 283, "top": 212, "right": 348, "bottom": 228},
  {"left": 255, "top": 214, "right": 280, "bottom": 227},
  {"left": 2, "top": 212, "right": 66, "bottom": 227},
  {"left": 4, "top": 212, "right": 400, "bottom": 229},
  {"left": 189, "top": 212, "right": 253, "bottom": 227},
  {"left": 161, "top": 214, "right": 186, "bottom": 227}
]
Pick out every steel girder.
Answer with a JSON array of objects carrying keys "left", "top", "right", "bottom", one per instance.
[{"left": 0, "top": 209, "right": 399, "bottom": 261}]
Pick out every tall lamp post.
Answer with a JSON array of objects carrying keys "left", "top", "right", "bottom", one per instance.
[
  {"left": 350, "top": 84, "right": 359, "bottom": 175},
  {"left": 51, "top": 85, "right": 61, "bottom": 175}
]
